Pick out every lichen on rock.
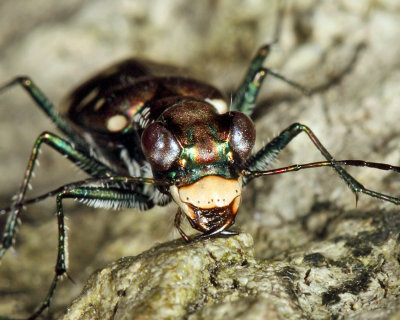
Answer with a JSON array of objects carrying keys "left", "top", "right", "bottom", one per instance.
[{"left": 62, "top": 209, "right": 400, "bottom": 320}]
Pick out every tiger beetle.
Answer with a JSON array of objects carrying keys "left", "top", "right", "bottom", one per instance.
[{"left": 1, "top": 41, "right": 400, "bottom": 319}]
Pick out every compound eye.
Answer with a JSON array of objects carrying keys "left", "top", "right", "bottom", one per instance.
[
  {"left": 228, "top": 111, "right": 256, "bottom": 161},
  {"left": 141, "top": 122, "right": 181, "bottom": 171}
]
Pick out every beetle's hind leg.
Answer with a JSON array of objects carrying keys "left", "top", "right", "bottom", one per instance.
[{"left": 0, "top": 76, "right": 83, "bottom": 144}]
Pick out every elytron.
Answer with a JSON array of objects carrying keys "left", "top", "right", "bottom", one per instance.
[{"left": 1, "top": 42, "right": 400, "bottom": 319}]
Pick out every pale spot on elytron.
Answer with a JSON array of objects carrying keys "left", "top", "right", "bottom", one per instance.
[{"left": 106, "top": 114, "right": 128, "bottom": 132}]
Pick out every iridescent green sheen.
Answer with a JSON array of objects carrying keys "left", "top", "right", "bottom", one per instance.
[{"left": 175, "top": 141, "right": 236, "bottom": 185}]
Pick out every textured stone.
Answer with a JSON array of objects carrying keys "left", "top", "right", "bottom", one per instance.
[
  {"left": 0, "top": 0, "right": 400, "bottom": 319},
  {"left": 62, "top": 210, "right": 400, "bottom": 319}
]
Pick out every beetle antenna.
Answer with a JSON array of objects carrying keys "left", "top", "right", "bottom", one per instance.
[
  {"left": 243, "top": 159, "right": 400, "bottom": 205},
  {"left": 244, "top": 160, "right": 400, "bottom": 178}
]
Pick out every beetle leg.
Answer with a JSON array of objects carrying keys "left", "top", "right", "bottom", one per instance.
[
  {"left": 231, "top": 42, "right": 313, "bottom": 116},
  {"left": 231, "top": 44, "right": 271, "bottom": 114},
  {"left": 232, "top": 41, "right": 365, "bottom": 117},
  {"left": 245, "top": 159, "right": 400, "bottom": 205},
  {"left": 25, "top": 185, "right": 155, "bottom": 318},
  {"left": 174, "top": 209, "right": 190, "bottom": 242},
  {"left": 0, "top": 131, "right": 111, "bottom": 261},
  {"left": 0, "top": 76, "right": 84, "bottom": 145},
  {"left": 244, "top": 122, "right": 392, "bottom": 203},
  {"left": 245, "top": 123, "right": 336, "bottom": 177}
]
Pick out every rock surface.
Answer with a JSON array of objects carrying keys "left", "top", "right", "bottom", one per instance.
[
  {"left": 0, "top": 0, "right": 400, "bottom": 319},
  {"left": 62, "top": 210, "right": 400, "bottom": 320}
]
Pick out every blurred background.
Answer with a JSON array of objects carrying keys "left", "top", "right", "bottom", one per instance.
[{"left": 0, "top": 0, "right": 400, "bottom": 318}]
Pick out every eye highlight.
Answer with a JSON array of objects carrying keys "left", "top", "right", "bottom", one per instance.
[
  {"left": 141, "top": 122, "right": 181, "bottom": 171},
  {"left": 228, "top": 111, "right": 255, "bottom": 161}
]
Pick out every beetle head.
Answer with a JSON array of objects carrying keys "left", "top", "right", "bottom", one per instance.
[{"left": 141, "top": 99, "right": 255, "bottom": 234}]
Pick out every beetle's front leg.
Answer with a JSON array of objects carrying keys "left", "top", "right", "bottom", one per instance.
[
  {"left": 0, "top": 131, "right": 110, "bottom": 260},
  {"left": 244, "top": 122, "right": 400, "bottom": 205},
  {"left": 245, "top": 122, "right": 360, "bottom": 192},
  {"left": 0, "top": 76, "right": 82, "bottom": 143}
]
